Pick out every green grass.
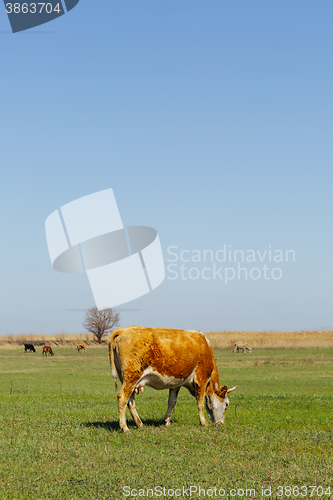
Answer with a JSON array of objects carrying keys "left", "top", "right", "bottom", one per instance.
[{"left": 0, "top": 347, "right": 332, "bottom": 499}]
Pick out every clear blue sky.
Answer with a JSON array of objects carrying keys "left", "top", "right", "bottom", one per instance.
[{"left": 1, "top": 1, "right": 333, "bottom": 334}]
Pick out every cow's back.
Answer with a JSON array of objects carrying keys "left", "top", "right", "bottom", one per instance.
[{"left": 112, "top": 326, "right": 214, "bottom": 383}]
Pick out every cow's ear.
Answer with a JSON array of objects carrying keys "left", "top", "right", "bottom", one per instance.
[{"left": 219, "top": 385, "right": 228, "bottom": 398}]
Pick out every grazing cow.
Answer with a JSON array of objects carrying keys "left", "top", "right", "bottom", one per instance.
[
  {"left": 24, "top": 344, "right": 36, "bottom": 353},
  {"left": 43, "top": 345, "right": 54, "bottom": 356},
  {"left": 234, "top": 342, "right": 251, "bottom": 353},
  {"left": 77, "top": 344, "right": 86, "bottom": 352},
  {"left": 109, "top": 326, "right": 236, "bottom": 432}
]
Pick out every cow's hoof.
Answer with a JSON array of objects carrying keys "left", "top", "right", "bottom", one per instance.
[
  {"left": 164, "top": 418, "right": 171, "bottom": 427},
  {"left": 122, "top": 426, "right": 130, "bottom": 433}
]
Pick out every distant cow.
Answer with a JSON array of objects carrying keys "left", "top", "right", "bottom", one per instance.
[
  {"left": 43, "top": 345, "right": 54, "bottom": 356},
  {"left": 24, "top": 344, "right": 36, "bottom": 353},
  {"left": 234, "top": 342, "right": 251, "bottom": 353},
  {"left": 77, "top": 344, "right": 86, "bottom": 352},
  {"left": 109, "top": 326, "right": 236, "bottom": 432}
]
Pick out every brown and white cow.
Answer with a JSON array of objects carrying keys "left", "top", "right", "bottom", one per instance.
[
  {"left": 234, "top": 342, "right": 251, "bottom": 353},
  {"left": 109, "top": 326, "right": 236, "bottom": 432}
]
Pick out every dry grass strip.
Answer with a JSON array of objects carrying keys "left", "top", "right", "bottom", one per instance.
[
  {"left": 205, "top": 329, "right": 333, "bottom": 349},
  {"left": 1, "top": 329, "right": 333, "bottom": 349},
  {"left": 0, "top": 333, "right": 98, "bottom": 348}
]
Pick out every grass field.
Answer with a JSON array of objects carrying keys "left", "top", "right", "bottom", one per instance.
[{"left": 0, "top": 345, "right": 332, "bottom": 500}]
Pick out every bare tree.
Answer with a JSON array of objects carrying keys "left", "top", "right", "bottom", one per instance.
[{"left": 83, "top": 307, "right": 120, "bottom": 344}]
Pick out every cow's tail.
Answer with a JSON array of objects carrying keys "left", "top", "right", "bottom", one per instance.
[{"left": 109, "top": 331, "right": 120, "bottom": 391}]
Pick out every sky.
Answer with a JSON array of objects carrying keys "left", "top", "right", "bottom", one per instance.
[{"left": 1, "top": 0, "right": 333, "bottom": 334}]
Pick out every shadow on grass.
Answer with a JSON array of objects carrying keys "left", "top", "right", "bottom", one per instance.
[{"left": 83, "top": 418, "right": 166, "bottom": 432}]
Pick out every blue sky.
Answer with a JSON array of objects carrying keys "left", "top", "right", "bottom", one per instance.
[{"left": 1, "top": 1, "right": 333, "bottom": 334}]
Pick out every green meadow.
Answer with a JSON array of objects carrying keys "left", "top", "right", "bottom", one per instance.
[{"left": 0, "top": 347, "right": 332, "bottom": 500}]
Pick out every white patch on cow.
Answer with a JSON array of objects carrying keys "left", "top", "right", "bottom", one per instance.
[
  {"left": 215, "top": 382, "right": 219, "bottom": 391},
  {"left": 134, "top": 366, "right": 196, "bottom": 391},
  {"left": 204, "top": 335, "right": 211, "bottom": 346}
]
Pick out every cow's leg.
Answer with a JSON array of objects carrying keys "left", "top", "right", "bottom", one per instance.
[
  {"left": 164, "top": 388, "right": 180, "bottom": 427},
  {"left": 128, "top": 393, "right": 144, "bottom": 428},
  {"left": 195, "top": 384, "right": 209, "bottom": 427},
  {"left": 117, "top": 383, "right": 136, "bottom": 432}
]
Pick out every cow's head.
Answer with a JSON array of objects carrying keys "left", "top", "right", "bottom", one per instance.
[{"left": 205, "top": 384, "right": 237, "bottom": 424}]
